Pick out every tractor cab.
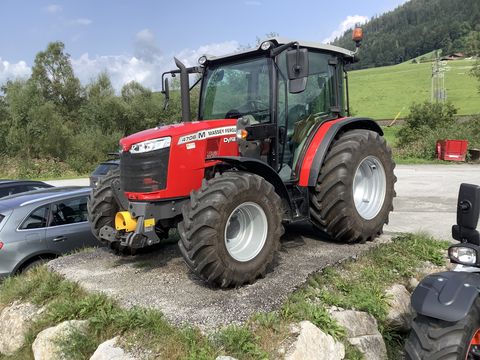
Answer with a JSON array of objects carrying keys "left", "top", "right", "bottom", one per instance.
[{"left": 164, "top": 38, "right": 356, "bottom": 181}]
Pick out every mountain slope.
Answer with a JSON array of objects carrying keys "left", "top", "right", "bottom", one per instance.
[{"left": 333, "top": 0, "right": 480, "bottom": 69}]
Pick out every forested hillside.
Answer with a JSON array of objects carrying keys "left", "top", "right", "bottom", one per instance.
[{"left": 333, "top": 0, "right": 480, "bottom": 69}]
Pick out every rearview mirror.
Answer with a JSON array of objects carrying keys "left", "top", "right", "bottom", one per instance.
[
  {"left": 162, "top": 78, "right": 170, "bottom": 110},
  {"left": 286, "top": 48, "right": 309, "bottom": 94},
  {"left": 452, "top": 183, "right": 480, "bottom": 244}
]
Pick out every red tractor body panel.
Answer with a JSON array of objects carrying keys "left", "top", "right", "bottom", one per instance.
[
  {"left": 298, "top": 117, "right": 345, "bottom": 186},
  {"left": 120, "top": 119, "right": 239, "bottom": 201}
]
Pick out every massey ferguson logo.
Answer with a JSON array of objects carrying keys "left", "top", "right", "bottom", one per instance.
[{"left": 178, "top": 126, "right": 236, "bottom": 145}]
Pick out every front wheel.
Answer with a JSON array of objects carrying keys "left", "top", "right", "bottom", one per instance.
[
  {"left": 178, "top": 172, "right": 284, "bottom": 288},
  {"left": 310, "top": 129, "right": 396, "bottom": 243},
  {"left": 405, "top": 298, "right": 480, "bottom": 359}
]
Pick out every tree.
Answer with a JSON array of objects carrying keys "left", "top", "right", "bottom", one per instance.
[{"left": 31, "top": 42, "right": 84, "bottom": 113}]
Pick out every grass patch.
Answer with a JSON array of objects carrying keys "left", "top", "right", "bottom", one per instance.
[
  {"left": 349, "top": 59, "right": 480, "bottom": 119},
  {"left": 0, "top": 233, "right": 449, "bottom": 359}
]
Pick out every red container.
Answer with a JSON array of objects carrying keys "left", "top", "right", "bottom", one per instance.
[{"left": 436, "top": 139, "right": 468, "bottom": 161}]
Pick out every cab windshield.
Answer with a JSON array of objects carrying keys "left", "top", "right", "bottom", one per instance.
[{"left": 200, "top": 57, "right": 272, "bottom": 123}]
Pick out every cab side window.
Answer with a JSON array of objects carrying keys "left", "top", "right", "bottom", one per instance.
[
  {"left": 20, "top": 206, "right": 49, "bottom": 230},
  {"left": 50, "top": 197, "right": 88, "bottom": 226}
]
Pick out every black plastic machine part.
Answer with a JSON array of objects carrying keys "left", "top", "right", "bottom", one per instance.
[
  {"left": 410, "top": 183, "right": 480, "bottom": 322},
  {"left": 411, "top": 271, "right": 480, "bottom": 322},
  {"left": 452, "top": 183, "right": 480, "bottom": 245}
]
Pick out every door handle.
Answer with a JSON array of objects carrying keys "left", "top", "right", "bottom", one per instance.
[{"left": 52, "top": 236, "right": 66, "bottom": 242}]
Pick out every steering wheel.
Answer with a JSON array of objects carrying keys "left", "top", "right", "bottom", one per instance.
[{"left": 225, "top": 109, "right": 242, "bottom": 119}]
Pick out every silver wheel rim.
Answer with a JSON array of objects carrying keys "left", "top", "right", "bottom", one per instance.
[
  {"left": 353, "top": 156, "right": 387, "bottom": 220},
  {"left": 224, "top": 202, "right": 268, "bottom": 262}
]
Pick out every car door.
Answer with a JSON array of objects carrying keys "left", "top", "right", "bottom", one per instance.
[
  {"left": 17, "top": 205, "right": 49, "bottom": 255},
  {"left": 45, "top": 195, "right": 95, "bottom": 254}
]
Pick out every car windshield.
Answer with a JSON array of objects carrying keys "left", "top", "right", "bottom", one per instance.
[{"left": 200, "top": 56, "right": 272, "bottom": 123}]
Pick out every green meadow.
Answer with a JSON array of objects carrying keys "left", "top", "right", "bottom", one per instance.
[{"left": 349, "top": 58, "right": 480, "bottom": 119}]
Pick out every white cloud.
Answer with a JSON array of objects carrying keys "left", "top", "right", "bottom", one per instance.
[
  {"left": 0, "top": 40, "right": 240, "bottom": 92},
  {"left": 245, "top": 1, "right": 262, "bottom": 6},
  {"left": 71, "top": 18, "right": 92, "bottom": 26},
  {"left": 134, "top": 29, "right": 161, "bottom": 62},
  {"left": 45, "top": 4, "right": 62, "bottom": 14},
  {"left": 0, "top": 58, "right": 31, "bottom": 85},
  {"left": 323, "top": 15, "right": 368, "bottom": 44},
  {"left": 71, "top": 40, "right": 240, "bottom": 91}
]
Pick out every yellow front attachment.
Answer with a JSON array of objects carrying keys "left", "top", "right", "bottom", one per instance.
[{"left": 115, "top": 211, "right": 137, "bottom": 232}]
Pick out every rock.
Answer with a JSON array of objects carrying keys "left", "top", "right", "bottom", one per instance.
[
  {"left": 32, "top": 320, "right": 88, "bottom": 360},
  {"left": 407, "top": 277, "right": 419, "bottom": 292},
  {"left": 330, "top": 310, "right": 387, "bottom": 360},
  {"left": 285, "top": 320, "right": 345, "bottom": 360},
  {"left": 329, "top": 309, "right": 378, "bottom": 338},
  {"left": 90, "top": 337, "right": 136, "bottom": 360},
  {"left": 215, "top": 357, "right": 238, "bottom": 360},
  {"left": 385, "top": 284, "right": 413, "bottom": 332},
  {"left": 0, "top": 302, "right": 43, "bottom": 355},
  {"left": 349, "top": 335, "right": 387, "bottom": 360},
  {"left": 415, "top": 260, "right": 448, "bottom": 280}
]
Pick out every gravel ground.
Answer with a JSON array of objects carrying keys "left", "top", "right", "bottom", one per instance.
[{"left": 49, "top": 226, "right": 388, "bottom": 330}]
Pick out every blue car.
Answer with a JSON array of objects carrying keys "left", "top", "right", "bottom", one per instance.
[{"left": 0, "top": 186, "right": 99, "bottom": 278}]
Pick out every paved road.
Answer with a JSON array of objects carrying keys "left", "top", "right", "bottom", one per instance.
[
  {"left": 385, "top": 164, "right": 480, "bottom": 240},
  {"left": 48, "top": 164, "right": 480, "bottom": 329}
]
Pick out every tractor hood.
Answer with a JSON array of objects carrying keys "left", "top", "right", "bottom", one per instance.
[{"left": 120, "top": 119, "right": 238, "bottom": 152}]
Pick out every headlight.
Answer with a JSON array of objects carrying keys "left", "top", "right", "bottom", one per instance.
[
  {"left": 130, "top": 137, "right": 171, "bottom": 154},
  {"left": 449, "top": 244, "right": 479, "bottom": 266}
]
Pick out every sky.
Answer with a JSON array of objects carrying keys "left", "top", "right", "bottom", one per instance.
[{"left": 0, "top": 0, "right": 408, "bottom": 91}]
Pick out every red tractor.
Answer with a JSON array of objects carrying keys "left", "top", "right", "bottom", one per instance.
[{"left": 88, "top": 33, "right": 396, "bottom": 287}]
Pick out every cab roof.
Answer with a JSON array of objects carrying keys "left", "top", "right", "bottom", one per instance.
[{"left": 204, "top": 37, "right": 355, "bottom": 63}]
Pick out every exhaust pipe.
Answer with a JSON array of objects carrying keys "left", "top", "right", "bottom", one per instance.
[{"left": 174, "top": 57, "right": 191, "bottom": 122}]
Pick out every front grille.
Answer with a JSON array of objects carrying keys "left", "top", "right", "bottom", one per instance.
[{"left": 120, "top": 148, "right": 169, "bottom": 193}]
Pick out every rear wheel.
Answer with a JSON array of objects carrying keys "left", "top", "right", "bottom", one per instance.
[
  {"left": 405, "top": 298, "right": 480, "bottom": 359},
  {"left": 178, "top": 172, "right": 283, "bottom": 287},
  {"left": 310, "top": 129, "right": 396, "bottom": 243}
]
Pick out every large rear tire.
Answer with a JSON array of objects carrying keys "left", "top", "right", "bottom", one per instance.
[
  {"left": 405, "top": 298, "right": 480, "bottom": 359},
  {"left": 178, "top": 172, "right": 283, "bottom": 288},
  {"left": 87, "top": 168, "right": 129, "bottom": 254},
  {"left": 310, "top": 129, "right": 396, "bottom": 243}
]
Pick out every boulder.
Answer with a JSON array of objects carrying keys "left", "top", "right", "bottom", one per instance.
[
  {"left": 215, "top": 357, "right": 238, "bottom": 360},
  {"left": 285, "top": 320, "right": 345, "bottom": 360},
  {"left": 0, "top": 302, "right": 43, "bottom": 355},
  {"left": 32, "top": 320, "right": 88, "bottom": 360},
  {"left": 385, "top": 284, "right": 413, "bottom": 332},
  {"left": 407, "top": 277, "right": 419, "bottom": 292},
  {"left": 90, "top": 337, "right": 135, "bottom": 360},
  {"left": 329, "top": 309, "right": 387, "bottom": 360}
]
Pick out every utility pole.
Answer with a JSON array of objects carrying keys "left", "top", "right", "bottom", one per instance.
[{"left": 431, "top": 50, "right": 448, "bottom": 102}]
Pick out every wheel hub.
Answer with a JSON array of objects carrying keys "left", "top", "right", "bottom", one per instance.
[
  {"left": 224, "top": 202, "right": 268, "bottom": 262},
  {"left": 353, "top": 156, "right": 387, "bottom": 220}
]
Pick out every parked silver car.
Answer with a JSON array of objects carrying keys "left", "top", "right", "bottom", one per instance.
[{"left": 0, "top": 186, "right": 98, "bottom": 278}]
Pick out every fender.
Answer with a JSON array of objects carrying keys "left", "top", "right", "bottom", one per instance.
[
  {"left": 12, "top": 250, "right": 59, "bottom": 275},
  {"left": 209, "top": 156, "right": 292, "bottom": 215},
  {"left": 298, "top": 117, "right": 383, "bottom": 187},
  {"left": 411, "top": 271, "right": 480, "bottom": 322}
]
